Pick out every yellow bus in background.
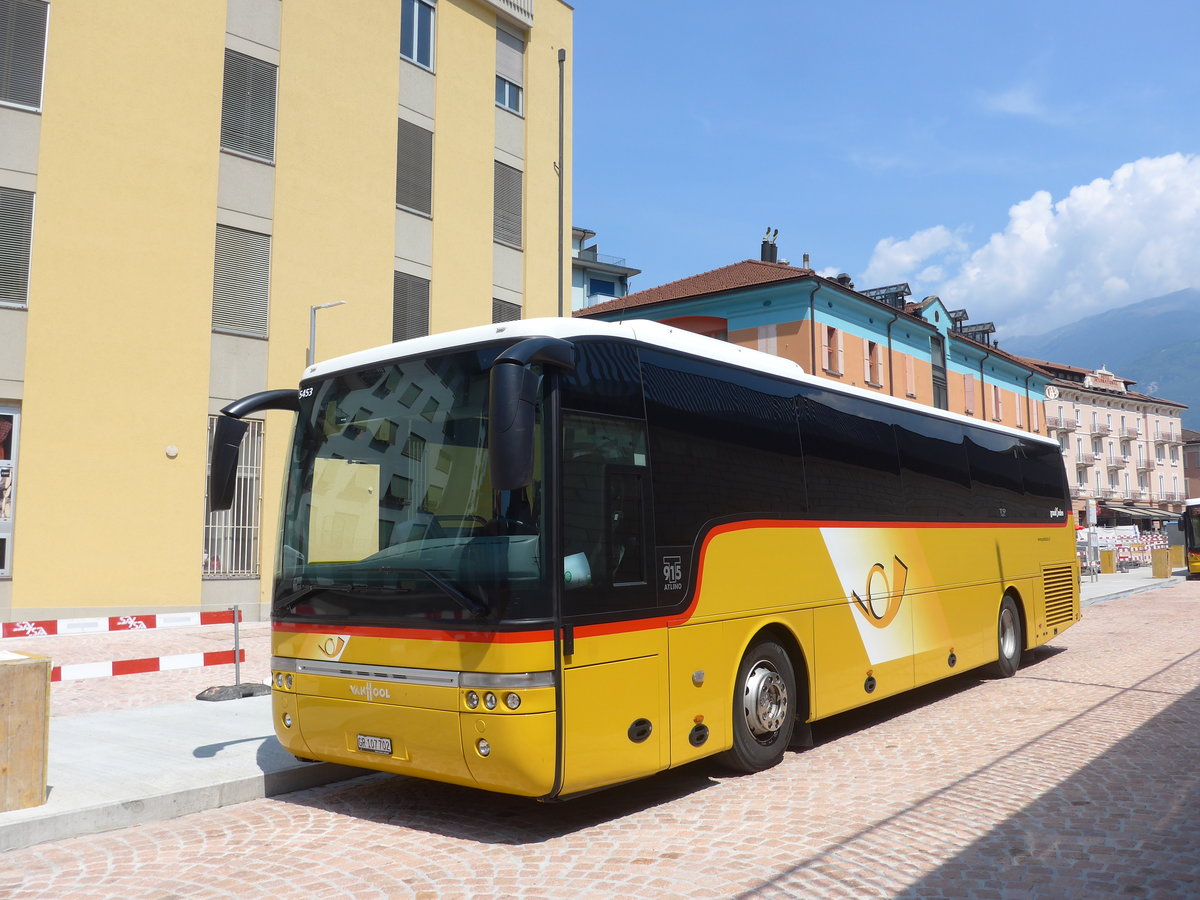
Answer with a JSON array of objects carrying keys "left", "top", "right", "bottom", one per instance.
[
  {"left": 1181, "top": 499, "right": 1200, "bottom": 578},
  {"left": 210, "top": 318, "right": 1081, "bottom": 798}
]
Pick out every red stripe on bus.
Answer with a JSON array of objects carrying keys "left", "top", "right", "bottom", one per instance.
[{"left": 273, "top": 621, "right": 558, "bottom": 644}]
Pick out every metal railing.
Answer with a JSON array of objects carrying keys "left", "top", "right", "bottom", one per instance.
[
  {"left": 1076, "top": 453, "right": 1097, "bottom": 466},
  {"left": 1047, "top": 415, "right": 1078, "bottom": 431},
  {"left": 482, "top": 0, "right": 533, "bottom": 26},
  {"left": 203, "top": 416, "right": 264, "bottom": 578},
  {"left": 575, "top": 247, "right": 628, "bottom": 267}
]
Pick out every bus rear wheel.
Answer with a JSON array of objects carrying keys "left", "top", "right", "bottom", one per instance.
[
  {"left": 985, "top": 595, "right": 1023, "bottom": 678},
  {"left": 720, "top": 639, "right": 796, "bottom": 773}
]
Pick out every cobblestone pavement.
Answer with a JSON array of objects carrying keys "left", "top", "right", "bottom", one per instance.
[{"left": 2, "top": 583, "right": 1197, "bottom": 899}]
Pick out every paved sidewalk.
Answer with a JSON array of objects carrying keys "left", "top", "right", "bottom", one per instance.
[{"left": 0, "top": 568, "right": 1188, "bottom": 853}]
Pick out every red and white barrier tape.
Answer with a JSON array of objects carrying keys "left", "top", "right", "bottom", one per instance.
[
  {"left": 3, "top": 610, "right": 240, "bottom": 639},
  {"left": 51, "top": 649, "right": 246, "bottom": 682}
]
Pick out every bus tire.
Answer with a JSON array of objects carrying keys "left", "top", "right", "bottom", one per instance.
[
  {"left": 985, "top": 595, "right": 1023, "bottom": 679},
  {"left": 720, "top": 638, "right": 796, "bottom": 773}
]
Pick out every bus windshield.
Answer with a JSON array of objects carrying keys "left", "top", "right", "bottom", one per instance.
[{"left": 274, "top": 345, "right": 548, "bottom": 626}]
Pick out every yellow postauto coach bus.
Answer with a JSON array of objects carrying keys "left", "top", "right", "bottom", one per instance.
[
  {"left": 1181, "top": 498, "right": 1200, "bottom": 578},
  {"left": 209, "top": 318, "right": 1081, "bottom": 799}
]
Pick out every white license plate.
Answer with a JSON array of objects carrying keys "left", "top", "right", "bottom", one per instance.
[{"left": 356, "top": 734, "right": 392, "bottom": 755}]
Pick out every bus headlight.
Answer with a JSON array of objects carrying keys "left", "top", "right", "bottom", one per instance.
[
  {"left": 484, "top": 692, "right": 498, "bottom": 710},
  {"left": 465, "top": 691, "right": 480, "bottom": 709},
  {"left": 504, "top": 692, "right": 521, "bottom": 710}
]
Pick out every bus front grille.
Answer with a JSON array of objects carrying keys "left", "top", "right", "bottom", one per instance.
[{"left": 1042, "top": 564, "right": 1077, "bottom": 627}]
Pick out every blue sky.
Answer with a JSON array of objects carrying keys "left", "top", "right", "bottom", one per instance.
[{"left": 571, "top": 0, "right": 1200, "bottom": 338}]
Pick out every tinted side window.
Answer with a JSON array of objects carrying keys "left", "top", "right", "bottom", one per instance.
[
  {"left": 965, "top": 427, "right": 1027, "bottom": 518},
  {"left": 894, "top": 413, "right": 972, "bottom": 521},
  {"left": 558, "top": 340, "right": 644, "bottom": 419},
  {"left": 641, "top": 349, "right": 805, "bottom": 547},
  {"left": 798, "top": 388, "right": 903, "bottom": 521},
  {"left": 1021, "top": 440, "right": 1070, "bottom": 507}
]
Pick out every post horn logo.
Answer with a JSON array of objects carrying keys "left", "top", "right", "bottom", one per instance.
[
  {"left": 318, "top": 636, "right": 348, "bottom": 659},
  {"left": 852, "top": 556, "right": 908, "bottom": 629}
]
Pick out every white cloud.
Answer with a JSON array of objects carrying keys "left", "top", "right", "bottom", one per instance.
[{"left": 859, "top": 154, "right": 1200, "bottom": 337}]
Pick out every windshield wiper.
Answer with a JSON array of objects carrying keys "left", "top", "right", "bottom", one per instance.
[
  {"left": 275, "top": 571, "right": 488, "bottom": 619},
  {"left": 397, "top": 568, "right": 489, "bottom": 618}
]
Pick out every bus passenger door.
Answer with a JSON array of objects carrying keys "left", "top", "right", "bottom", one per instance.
[{"left": 558, "top": 412, "right": 668, "bottom": 795}]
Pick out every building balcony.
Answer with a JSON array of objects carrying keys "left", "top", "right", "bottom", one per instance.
[
  {"left": 1128, "top": 489, "right": 1147, "bottom": 502},
  {"left": 1105, "top": 455, "right": 1128, "bottom": 469},
  {"left": 1076, "top": 453, "right": 1097, "bottom": 466},
  {"left": 1119, "top": 426, "right": 1140, "bottom": 439},
  {"left": 1093, "top": 423, "right": 1112, "bottom": 435},
  {"left": 1047, "top": 415, "right": 1078, "bottom": 432},
  {"left": 1160, "top": 491, "right": 1184, "bottom": 504},
  {"left": 1137, "top": 458, "right": 1156, "bottom": 471},
  {"left": 482, "top": 0, "right": 533, "bottom": 27},
  {"left": 1070, "top": 486, "right": 1088, "bottom": 499},
  {"left": 1101, "top": 489, "right": 1121, "bottom": 500}
]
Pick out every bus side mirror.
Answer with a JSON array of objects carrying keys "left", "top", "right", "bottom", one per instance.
[
  {"left": 208, "top": 416, "right": 249, "bottom": 512},
  {"left": 489, "top": 362, "right": 539, "bottom": 492},
  {"left": 487, "top": 336, "right": 576, "bottom": 492},
  {"left": 208, "top": 388, "right": 302, "bottom": 512}
]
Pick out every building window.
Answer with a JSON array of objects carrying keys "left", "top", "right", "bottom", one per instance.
[
  {"left": 903, "top": 355, "right": 916, "bottom": 397},
  {"left": 589, "top": 277, "right": 617, "bottom": 298},
  {"left": 930, "top": 336, "right": 948, "bottom": 410},
  {"left": 963, "top": 373, "right": 975, "bottom": 414},
  {"left": 492, "top": 298, "right": 520, "bottom": 323},
  {"left": 1031, "top": 400, "right": 1039, "bottom": 432},
  {"left": 393, "top": 270, "right": 430, "bottom": 342},
  {"left": 1015, "top": 395, "right": 1023, "bottom": 429},
  {"left": 0, "top": 0, "right": 47, "bottom": 110},
  {"left": 396, "top": 118, "right": 433, "bottom": 216},
  {"left": 493, "top": 160, "right": 522, "bottom": 248},
  {"left": 212, "top": 225, "right": 271, "bottom": 337},
  {"left": 0, "top": 407, "right": 17, "bottom": 576},
  {"left": 401, "top": 0, "right": 435, "bottom": 69},
  {"left": 821, "top": 325, "right": 844, "bottom": 375},
  {"left": 0, "top": 186, "right": 34, "bottom": 305},
  {"left": 221, "top": 49, "right": 277, "bottom": 162},
  {"left": 204, "top": 416, "right": 263, "bottom": 577},
  {"left": 864, "top": 341, "right": 882, "bottom": 386},
  {"left": 496, "top": 76, "right": 521, "bottom": 114},
  {"left": 495, "top": 25, "right": 524, "bottom": 114}
]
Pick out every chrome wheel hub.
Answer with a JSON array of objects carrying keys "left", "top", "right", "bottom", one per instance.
[{"left": 742, "top": 661, "right": 788, "bottom": 739}]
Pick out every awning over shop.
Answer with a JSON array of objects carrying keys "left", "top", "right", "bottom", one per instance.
[{"left": 1097, "top": 504, "right": 1175, "bottom": 521}]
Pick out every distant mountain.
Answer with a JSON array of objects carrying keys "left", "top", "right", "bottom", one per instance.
[{"left": 1004, "top": 289, "right": 1200, "bottom": 431}]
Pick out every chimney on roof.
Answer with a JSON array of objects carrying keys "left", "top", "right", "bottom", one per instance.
[
  {"left": 760, "top": 227, "right": 779, "bottom": 263},
  {"left": 802, "top": 253, "right": 810, "bottom": 269},
  {"left": 835, "top": 273, "right": 854, "bottom": 289}
]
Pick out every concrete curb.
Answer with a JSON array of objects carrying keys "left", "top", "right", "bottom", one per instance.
[{"left": 0, "top": 695, "right": 364, "bottom": 852}]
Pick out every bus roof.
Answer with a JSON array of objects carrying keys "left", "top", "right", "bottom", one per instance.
[{"left": 305, "top": 317, "right": 1058, "bottom": 448}]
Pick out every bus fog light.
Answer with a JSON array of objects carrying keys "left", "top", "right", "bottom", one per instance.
[
  {"left": 275, "top": 673, "right": 284, "bottom": 688},
  {"left": 283, "top": 713, "right": 292, "bottom": 728},
  {"left": 504, "top": 692, "right": 521, "bottom": 710},
  {"left": 484, "top": 692, "right": 498, "bottom": 710},
  {"left": 285, "top": 674, "right": 294, "bottom": 690},
  {"left": 477, "top": 738, "right": 491, "bottom": 757},
  {"left": 466, "top": 691, "right": 480, "bottom": 709}
]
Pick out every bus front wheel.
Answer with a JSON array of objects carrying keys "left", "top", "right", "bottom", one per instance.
[
  {"left": 985, "top": 595, "right": 1023, "bottom": 679},
  {"left": 720, "top": 639, "right": 796, "bottom": 773}
]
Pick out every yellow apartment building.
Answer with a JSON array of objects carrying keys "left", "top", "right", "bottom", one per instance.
[{"left": 0, "top": 0, "right": 573, "bottom": 621}]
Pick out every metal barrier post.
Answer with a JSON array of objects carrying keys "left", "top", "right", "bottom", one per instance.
[{"left": 231, "top": 605, "right": 241, "bottom": 687}]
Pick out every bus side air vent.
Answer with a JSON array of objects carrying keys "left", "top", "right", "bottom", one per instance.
[{"left": 1042, "top": 565, "right": 1077, "bottom": 628}]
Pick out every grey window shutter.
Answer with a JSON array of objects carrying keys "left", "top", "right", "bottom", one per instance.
[
  {"left": 212, "top": 225, "right": 271, "bottom": 336},
  {"left": 0, "top": 187, "right": 34, "bottom": 304},
  {"left": 393, "top": 271, "right": 430, "bottom": 342},
  {"left": 494, "top": 161, "right": 522, "bottom": 248},
  {"left": 496, "top": 27, "right": 524, "bottom": 85},
  {"left": 0, "top": 0, "right": 48, "bottom": 109},
  {"left": 396, "top": 119, "right": 433, "bottom": 215},
  {"left": 492, "top": 298, "right": 521, "bottom": 323},
  {"left": 221, "top": 49, "right": 277, "bottom": 161}
]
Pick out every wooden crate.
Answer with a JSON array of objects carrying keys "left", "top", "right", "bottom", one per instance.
[{"left": 0, "top": 653, "right": 50, "bottom": 811}]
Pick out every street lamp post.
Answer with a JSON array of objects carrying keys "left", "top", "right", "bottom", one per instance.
[{"left": 308, "top": 301, "right": 347, "bottom": 367}]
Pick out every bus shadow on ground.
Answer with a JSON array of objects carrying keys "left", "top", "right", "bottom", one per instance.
[{"left": 281, "top": 761, "right": 725, "bottom": 844}]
